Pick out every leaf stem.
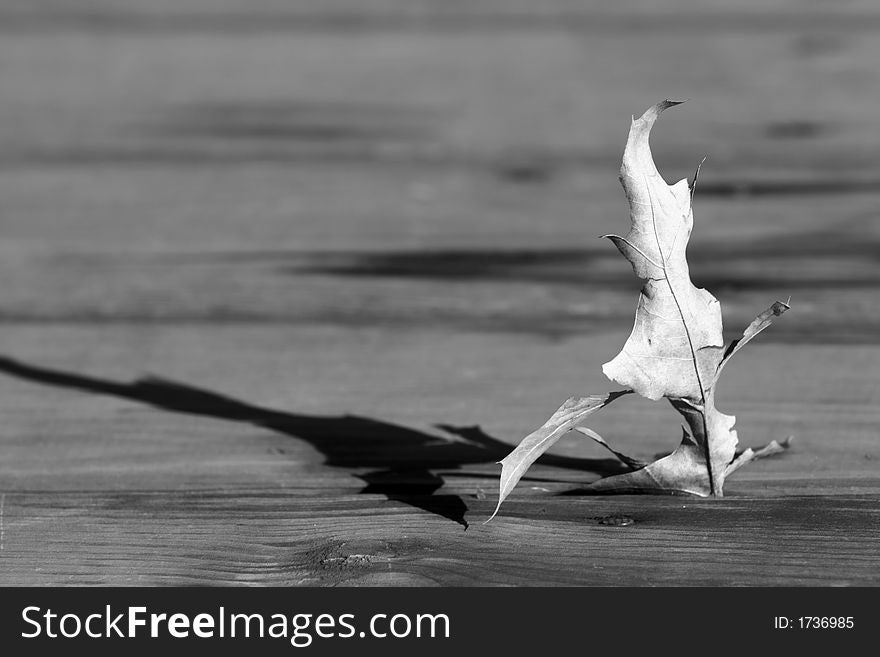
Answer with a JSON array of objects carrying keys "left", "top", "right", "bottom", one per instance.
[{"left": 644, "top": 175, "right": 717, "bottom": 495}]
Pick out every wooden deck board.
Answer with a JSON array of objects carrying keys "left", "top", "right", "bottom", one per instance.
[
  {"left": 0, "top": 326, "right": 876, "bottom": 585},
  {"left": 0, "top": 0, "right": 878, "bottom": 585},
  {"left": 1, "top": 489, "right": 876, "bottom": 586}
]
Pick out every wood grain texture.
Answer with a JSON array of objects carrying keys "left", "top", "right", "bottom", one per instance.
[
  {"left": 0, "top": 327, "right": 876, "bottom": 585},
  {"left": 0, "top": 0, "right": 878, "bottom": 585},
  {"left": 1, "top": 489, "right": 877, "bottom": 586}
]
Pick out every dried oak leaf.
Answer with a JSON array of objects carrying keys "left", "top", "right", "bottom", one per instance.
[
  {"left": 488, "top": 101, "right": 790, "bottom": 520},
  {"left": 591, "top": 100, "right": 788, "bottom": 496}
]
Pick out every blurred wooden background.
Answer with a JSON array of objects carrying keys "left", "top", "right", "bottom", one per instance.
[{"left": 0, "top": 0, "right": 877, "bottom": 585}]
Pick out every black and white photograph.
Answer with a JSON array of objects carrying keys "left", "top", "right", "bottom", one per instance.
[{"left": 0, "top": 1, "right": 876, "bottom": 646}]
